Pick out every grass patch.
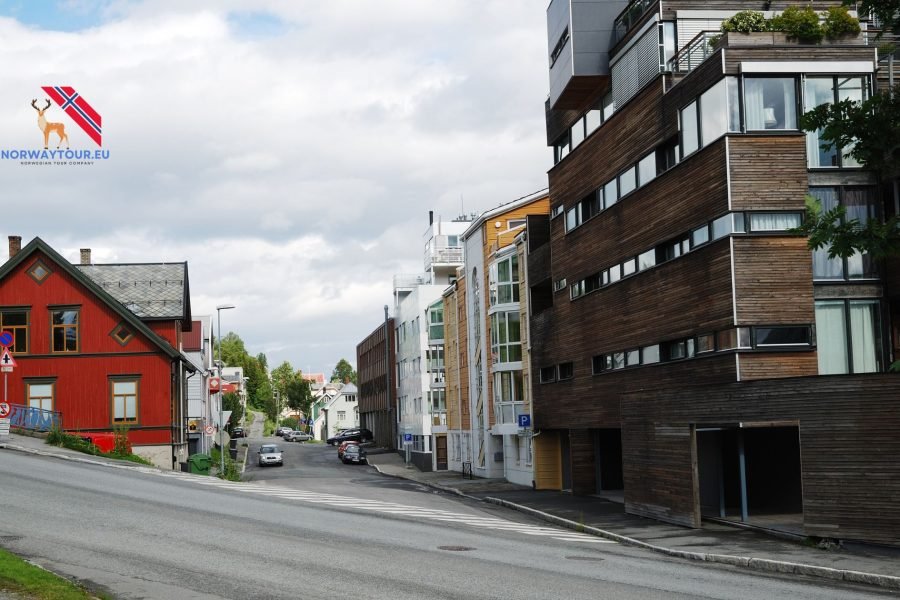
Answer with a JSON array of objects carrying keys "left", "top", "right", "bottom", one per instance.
[
  {"left": 0, "top": 547, "right": 107, "bottom": 599},
  {"left": 45, "top": 428, "right": 153, "bottom": 466},
  {"left": 210, "top": 447, "right": 241, "bottom": 481}
]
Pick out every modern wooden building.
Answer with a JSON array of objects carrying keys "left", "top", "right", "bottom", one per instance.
[
  {"left": 357, "top": 317, "right": 396, "bottom": 449},
  {"left": 530, "top": 1, "right": 900, "bottom": 545},
  {"left": 0, "top": 236, "right": 195, "bottom": 468}
]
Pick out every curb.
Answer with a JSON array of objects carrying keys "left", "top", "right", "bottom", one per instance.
[
  {"left": 484, "top": 497, "right": 900, "bottom": 591},
  {"left": 370, "top": 464, "right": 482, "bottom": 501}
]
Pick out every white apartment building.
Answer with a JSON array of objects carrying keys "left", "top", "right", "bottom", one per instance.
[{"left": 393, "top": 213, "right": 471, "bottom": 470}]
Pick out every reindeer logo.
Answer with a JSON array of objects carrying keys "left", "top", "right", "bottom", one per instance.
[{"left": 31, "top": 98, "right": 69, "bottom": 150}]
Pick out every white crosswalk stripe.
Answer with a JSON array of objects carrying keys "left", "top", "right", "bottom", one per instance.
[{"left": 149, "top": 470, "right": 614, "bottom": 545}]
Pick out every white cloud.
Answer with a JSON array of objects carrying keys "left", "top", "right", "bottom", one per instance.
[{"left": 1, "top": 0, "right": 550, "bottom": 370}]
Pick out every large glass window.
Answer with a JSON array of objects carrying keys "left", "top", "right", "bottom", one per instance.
[
  {"left": 804, "top": 76, "right": 868, "bottom": 167},
  {"left": 701, "top": 78, "right": 729, "bottom": 146},
  {"left": 494, "top": 371, "right": 524, "bottom": 424},
  {"left": 815, "top": 300, "right": 883, "bottom": 374},
  {"left": 489, "top": 253, "right": 519, "bottom": 306},
  {"left": 51, "top": 309, "right": 79, "bottom": 353},
  {"left": 810, "top": 187, "right": 878, "bottom": 280},
  {"left": 427, "top": 302, "right": 444, "bottom": 342},
  {"left": 681, "top": 100, "right": 699, "bottom": 156},
  {"left": 490, "top": 311, "right": 522, "bottom": 364},
  {"left": 0, "top": 310, "right": 28, "bottom": 353},
  {"left": 744, "top": 77, "right": 797, "bottom": 130}
]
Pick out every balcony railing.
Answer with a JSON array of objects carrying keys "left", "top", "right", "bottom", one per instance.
[
  {"left": 668, "top": 30, "right": 717, "bottom": 74},
  {"left": 393, "top": 273, "right": 430, "bottom": 290},
  {"left": 425, "top": 247, "right": 463, "bottom": 268},
  {"left": 614, "top": 0, "right": 656, "bottom": 44}
]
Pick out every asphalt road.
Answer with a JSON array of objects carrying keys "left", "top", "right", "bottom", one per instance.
[{"left": 0, "top": 440, "right": 891, "bottom": 600}]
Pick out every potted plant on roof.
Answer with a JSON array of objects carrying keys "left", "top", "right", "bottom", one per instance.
[{"left": 710, "top": 10, "right": 777, "bottom": 50}]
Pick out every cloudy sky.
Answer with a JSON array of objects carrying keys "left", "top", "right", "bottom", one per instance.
[{"left": 0, "top": 0, "right": 551, "bottom": 375}]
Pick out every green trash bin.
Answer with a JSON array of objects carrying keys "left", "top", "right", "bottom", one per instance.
[{"left": 188, "top": 453, "right": 212, "bottom": 475}]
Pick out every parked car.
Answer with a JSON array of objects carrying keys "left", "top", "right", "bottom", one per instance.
[
  {"left": 327, "top": 428, "right": 374, "bottom": 445},
  {"left": 337, "top": 440, "right": 359, "bottom": 459},
  {"left": 231, "top": 427, "right": 246, "bottom": 438},
  {"left": 285, "top": 430, "right": 313, "bottom": 442},
  {"left": 342, "top": 445, "right": 368, "bottom": 465},
  {"left": 275, "top": 426, "right": 292, "bottom": 437},
  {"left": 257, "top": 444, "right": 283, "bottom": 467}
]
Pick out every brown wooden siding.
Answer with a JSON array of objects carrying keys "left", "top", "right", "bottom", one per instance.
[
  {"left": 733, "top": 237, "right": 815, "bottom": 324},
  {"left": 722, "top": 45, "right": 877, "bottom": 75},
  {"left": 569, "top": 429, "right": 597, "bottom": 495},
  {"left": 738, "top": 352, "right": 819, "bottom": 380},
  {"left": 548, "top": 79, "right": 667, "bottom": 213},
  {"left": 621, "top": 374, "right": 900, "bottom": 545},
  {"left": 729, "top": 135, "right": 809, "bottom": 210}
]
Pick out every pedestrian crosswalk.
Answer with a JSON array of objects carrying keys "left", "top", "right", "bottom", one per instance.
[{"left": 147, "top": 468, "right": 615, "bottom": 545}]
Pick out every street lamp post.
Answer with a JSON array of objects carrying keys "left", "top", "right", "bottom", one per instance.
[{"left": 216, "top": 303, "right": 235, "bottom": 478}]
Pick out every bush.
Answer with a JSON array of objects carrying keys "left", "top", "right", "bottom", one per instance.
[
  {"left": 720, "top": 10, "right": 769, "bottom": 34},
  {"left": 771, "top": 6, "right": 824, "bottom": 43},
  {"left": 823, "top": 6, "right": 861, "bottom": 39}
]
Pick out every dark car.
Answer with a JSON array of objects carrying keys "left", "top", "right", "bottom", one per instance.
[
  {"left": 341, "top": 444, "right": 367, "bottom": 465},
  {"left": 231, "top": 427, "right": 246, "bottom": 438},
  {"left": 326, "top": 428, "right": 373, "bottom": 446}
]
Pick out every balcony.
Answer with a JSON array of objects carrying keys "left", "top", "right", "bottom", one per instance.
[
  {"left": 613, "top": 0, "right": 656, "bottom": 44},
  {"left": 393, "top": 273, "right": 429, "bottom": 292},
  {"left": 424, "top": 247, "right": 463, "bottom": 270}
]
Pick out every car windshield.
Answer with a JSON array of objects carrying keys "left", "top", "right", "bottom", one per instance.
[
  {"left": 261, "top": 446, "right": 279, "bottom": 453},
  {"left": 345, "top": 446, "right": 359, "bottom": 453}
]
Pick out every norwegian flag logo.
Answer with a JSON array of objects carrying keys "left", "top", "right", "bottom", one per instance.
[{"left": 41, "top": 86, "right": 102, "bottom": 147}]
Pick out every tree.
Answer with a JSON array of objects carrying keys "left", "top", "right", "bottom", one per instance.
[
  {"left": 331, "top": 358, "right": 357, "bottom": 384},
  {"left": 222, "top": 392, "right": 244, "bottom": 431},
  {"left": 286, "top": 375, "right": 313, "bottom": 417},
  {"left": 797, "top": 86, "right": 900, "bottom": 259},
  {"left": 846, "top": 0, "right": 900, "bottom": 35}
]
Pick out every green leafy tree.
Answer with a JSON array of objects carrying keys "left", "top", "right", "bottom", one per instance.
[
  {"left": 286, "top": 374, "right": 313, "bottom": 417},
  {"left": 847, "top": 0, "right": 900, "bottom": 35},
  {"left": 798, "top": 82, "right": 900, "bottom": 371},
  {"left": 223, "top": 392, "right": 244, "bottom": 431},
  {"left": 330, "top": 358, "right": 357, "bottom": 384}
]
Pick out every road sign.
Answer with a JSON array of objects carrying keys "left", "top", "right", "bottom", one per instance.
[
  {"left": 403, "top": 433, "right": 412, "bottom": 444},
  {"left": 0, "top": 348, "right": 16, "bottom": 369},
  {"left": 0, "top": 403, "right": 9, "bottom": 418},
  {"left": 517, "top": 414, "right": 532, "bottom": 428},
  {"left": 204, "top": 425, "right": 215, "bottom": 435},
  {"left": 0, "top": 332, "right": 12, "bottom": 347}
]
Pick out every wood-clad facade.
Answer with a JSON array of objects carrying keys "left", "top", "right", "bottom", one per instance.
[
  {"left": 0, "top": 237, "right": 194, "bottom": 469},
  {"left": 534, "top": 1, "right": 899, "bottom": 544},
  {"left": 357, "top": 317, "right": 396, "bottom": 449}
]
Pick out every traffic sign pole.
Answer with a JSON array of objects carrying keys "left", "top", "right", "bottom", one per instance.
[{"left": 0, "top": 343, "right": 9, "bottom": 442}]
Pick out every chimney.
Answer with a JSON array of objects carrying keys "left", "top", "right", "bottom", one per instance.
[
  {"left": 8, "top": 236, "right": 21, "bottom": 259},
  {"left": 80, "top": 248, "right": 91, "bottom": 265}
]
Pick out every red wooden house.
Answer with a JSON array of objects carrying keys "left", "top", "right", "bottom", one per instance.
[{"left": 0, "top": 236, "right": 195, "bottom": 469}]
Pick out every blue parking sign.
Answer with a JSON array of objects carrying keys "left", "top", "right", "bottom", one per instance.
[
  {"left": 403, "top": 433, "right": 413, "bottom": 443},
  {"left": 517, "top": 414, "right": 531, "bottom": 428}
]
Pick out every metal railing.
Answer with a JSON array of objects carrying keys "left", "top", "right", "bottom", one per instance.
[
  {"left": 424, "top": 247, "right": 463, "bottom": 267},
  {"left": 9, "top": 404, "right": 62, "bottom": 432},
  {"left": 668, "top": 30, "right": 717, "bottom": 74},
  {"left": 614, "top": 0, "right": 656, "bottom": 43}
]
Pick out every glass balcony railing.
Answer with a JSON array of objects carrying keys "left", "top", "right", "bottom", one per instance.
[{"left": 614, "top": 0, "right": 655, "bottom": 44}]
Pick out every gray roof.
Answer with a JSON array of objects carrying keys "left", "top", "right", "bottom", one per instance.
[{"left": 76, "top": 263, "right": 188, "bottom": 319}]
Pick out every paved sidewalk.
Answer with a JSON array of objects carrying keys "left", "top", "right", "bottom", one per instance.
[{"left": 366, "top": 451, "right": 900, "bottom": 590}]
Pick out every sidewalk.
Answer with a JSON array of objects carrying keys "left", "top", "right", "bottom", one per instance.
[{"left": 366, "top": 451, "right": 900, "bottom": 590}]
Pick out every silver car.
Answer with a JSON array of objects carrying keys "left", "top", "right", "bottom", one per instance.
[
  {"left": 285, "top": 431, "right": 313, "bottom": 442},
  {"left": 257, "top": 444, "right": 283, "bottom": 467}
]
